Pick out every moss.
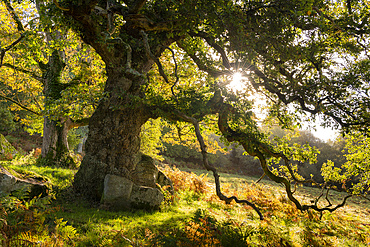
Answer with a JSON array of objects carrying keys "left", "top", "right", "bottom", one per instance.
[
  {"left": 37, "top": 149, "right": 78, "bottom": 169},
  {"left": 0, "top": 134, "right": 18, "bottom": 160}
]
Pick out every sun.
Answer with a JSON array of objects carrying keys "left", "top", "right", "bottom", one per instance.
[{"left": 228, "top": 72, "right": 247, "bottom": 92}]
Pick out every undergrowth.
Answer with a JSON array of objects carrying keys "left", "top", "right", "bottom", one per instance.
[{"left": 0, "top": 157, "right": 369, "bottom": 246}]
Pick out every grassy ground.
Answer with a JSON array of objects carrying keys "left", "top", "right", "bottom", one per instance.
[{"left": 1, "top": 156, "right": 369, "bottom": 246}]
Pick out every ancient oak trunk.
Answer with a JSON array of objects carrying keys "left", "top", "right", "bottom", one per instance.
[
  {"left": 65, "top": 0, "right": 178, "bottom": 209},
  {"left": 73, "top": 65, "right": 167, "bottom": 209}
]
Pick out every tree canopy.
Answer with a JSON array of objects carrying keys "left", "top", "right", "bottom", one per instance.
[{"left": 1, "top": 0, "right": 369, "bottom": 217}]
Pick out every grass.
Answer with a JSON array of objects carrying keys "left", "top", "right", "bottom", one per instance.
[{"left": 1, "top": 156, "right": 369, "bottom": 246}]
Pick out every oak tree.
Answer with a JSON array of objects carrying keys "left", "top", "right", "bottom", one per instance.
[
  {"left": 26, "top": 0, "right": 370, "bottom": 216},
  {"left": 0, "top": 0, "right": 104, "bottom": 166}
]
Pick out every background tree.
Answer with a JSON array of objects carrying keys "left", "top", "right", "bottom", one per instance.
[
  {"left": 0, "top": 0, "right": 105, "bottom": 166},
  {"left": 35, "top": 0, "right": 370, "bottom": 216},
  {"left": 322, "top": 131, "right": 370, "bottom": 196}
]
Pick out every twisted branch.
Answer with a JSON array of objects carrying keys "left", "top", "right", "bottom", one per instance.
[
  {"left": 216, "top": 101, "right": 352, "bottom": 213},
  {"left": 162, "top": 46, "right": 179, "bottom": 100},
  {"left": 141, "top": 30, "right": 178, "bottom": 99},
  {"left": 175, "top": 110, "right": 264, "bottom": 220}
]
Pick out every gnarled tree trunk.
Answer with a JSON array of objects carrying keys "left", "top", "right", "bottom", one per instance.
[
  {"left": 73, "top": 65, "right": 163, "bottom": 209},
  {"left": 66, "top": 1, "right": 176, "bottom": 209}
]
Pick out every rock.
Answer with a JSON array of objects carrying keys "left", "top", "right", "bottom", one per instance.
[
  {"left": 101, "top": 154, "right": 174, "bottom": 211},
  {"left": 0, "top": 134, "right": 17, "bottom": 160},
  {"left": 131, "top": 154, "right": 159, "bottom": 187},
  {"left": 131, "top": 155, "right": 174, "bottom": 193},
  {"left": 102, "top": 173, "right": 164, "bottom": 210},
  {"left": 102, "top": 174, "right": 133, "bottom": 209},
  {"left": 0, "top": 165, "right": 49, "bottom": 198},
  {"left": 102, "top": 173, "right": 168, "bottom": 211},
  {"left": 130, "top": 185, "right": 164, "bottom": 210}
]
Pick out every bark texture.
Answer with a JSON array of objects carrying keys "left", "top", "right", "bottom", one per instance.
[
  {"left": 73, "top": 66, "right": 152, "bottom": 201},
  {"left": 41, "top": 117, "right": 76, "bottom": 167},
  {"left": 39, "top": 42, "right": 90, "bottom": 165},
  {"left": 39, "top": 49, "right": 76, "bottom": 167}
]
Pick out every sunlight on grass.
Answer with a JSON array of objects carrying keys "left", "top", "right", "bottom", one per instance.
[{"left": 1, "top": 160, "right": 369, "bottom": 246}]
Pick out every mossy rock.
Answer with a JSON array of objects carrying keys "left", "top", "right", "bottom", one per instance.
[
  {"left": 0, "top": 134, "right": 18, "bottom": 160},
  {"left": 0, "top": 165, "right": 50, "bottom": 198}
]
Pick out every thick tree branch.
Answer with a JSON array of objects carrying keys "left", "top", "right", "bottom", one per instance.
[
  {"left": 189, "top": 31, "right": 231, "bottom": 69},
  {"left": 66, "top": 4, "right": 116, "bottom": 65},
  {"left": 68, "top": 117, "right": 90, "bottom": 130},
  {"left": 116, "top": 37, "right": 145, "bottom": 78}
]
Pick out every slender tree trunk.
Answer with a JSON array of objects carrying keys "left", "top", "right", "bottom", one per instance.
[
  {"left": 33, "top": 0, "right": 75, "bottom": 167},
  {"left": 39, "top": 49, "right": 76, "bottom": 166},
  {"left": 73, "top": 66, "right": 151, "bottom": 201}
]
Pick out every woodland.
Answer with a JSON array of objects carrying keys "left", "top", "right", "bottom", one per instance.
[{"left": 0, "top": 0, "right": 370, "bottom": 246}]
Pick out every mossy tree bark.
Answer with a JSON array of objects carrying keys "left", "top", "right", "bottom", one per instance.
[
  {"left": 41, "top": 117, "right": 75, "bottom": 166},
  {"left": 34, "top": 0, "right": 76, "bottom": 167},
  {"left": 73, "top": 65, "right": 153, "bottom": 200},
  {"left": 39, "top": 49, "right": 75, "bottom": 167}
]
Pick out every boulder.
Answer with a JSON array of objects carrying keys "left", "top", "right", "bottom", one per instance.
[
  {"left": 0, "top": 165, "right": 49, "bottom": 198},
  {"left": 102, "top": 174, "right": 133, "bottom": 209},
  {"left": 0, "top": 134, "right": 17, "bottom": 160},
  {"left": 100, "top": 154, "right": 174, "bottom": 211},
  {"left": 131, "top": 154, "right": 159, "bottom": 187},
  {"left": 130, "top": 185, "right": 164, "bottom": 210},
  {"left": 131, "top": 154, "right": 174, "bottom": 192},
  {"left": 101, "top": 155, "right": 174, "bottom": 210},
  {"left": 102, "top": 173, "right": 164, "bottom": 210}
]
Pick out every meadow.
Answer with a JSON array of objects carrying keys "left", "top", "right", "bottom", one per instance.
[{"left": 1, "top": 153, "right": 369, "bottom": 246}]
